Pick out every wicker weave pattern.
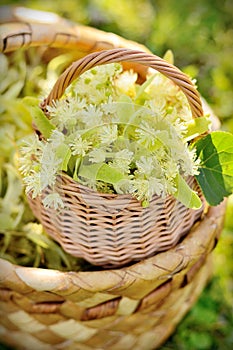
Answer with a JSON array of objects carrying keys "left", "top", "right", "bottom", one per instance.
[
  {"left": 0, "top": 203, "right": 226, "bottom": 350},
  {"left": 27, "top": 176, "right": 204, "bottom": 266}
]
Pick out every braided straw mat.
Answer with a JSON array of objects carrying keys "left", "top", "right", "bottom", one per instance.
[{"left": 0, "top": 6, "right": 226, "bottom": 350}]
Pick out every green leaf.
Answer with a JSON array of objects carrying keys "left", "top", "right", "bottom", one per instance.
[
  {"left": 79, "top": 162, "right": 126, "bottom": 185},
  {"left": 163, "top": 49, "right": 174, "bottom": 64},
  {"left": 2, "top": 164, "right": 22, "bottom": 211},
  {"left": 78, "top": 162, "right": 103, "bottom": 181},
  {"left": 195, "top": 131, "right": 233, "bottom": 206},
  {"left": 56, "top": 144, "right": 71, "bottom": 172},
  {"left": 47, "top": 53, "right": 75, "bottom": 76},
  {"left": 117, "top": 95, "right": 135, "bottom": 124},
  {"left": 23, "top": 97, "right": 55, "bottom": 138},
  {"left": 26, "top": 231, "right": 50, "bottom": 249},
  {"left": 97, "top": 164, "right": 127, "bottom": 184},
  {"left": 185, "top": 116, "right": 210, "bottom": 141},
  {"left": 174, "top": 173, "right": 202, "bottom": 209},
  {"left": 4, "top": 81, "right": 24, "bottom": 99},
  {"left": 73, "top": 157, "right": 81, "bottom": 181},
  {"left": 135, "top": 74, "right": 155, "bottom": 101},
  {"left": 0, "top": 213, "right": 15, "bottom": 230}
]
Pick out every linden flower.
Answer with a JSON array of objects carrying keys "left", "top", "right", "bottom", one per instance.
[
  {"left": 48, "top": 130, "right": 65, "bottom": 148},
  {"left": 136, "top": 156, "right": 154, "bottom": 176},
  {"left": 89, "top": 148, "right": 106, "bottom": 163},
  {"left": 145, "top": 99, "right": 166, "bottom": 118},
  {"left": 130, "top": 179, "right": 151, "bottom": 202},
  {"left": 101, "top": 97, "right": 118, "bottom": 118},
  {"left": 99, "top": 124, "right": 118, "bottom": 145},
  {"left": 19, "top": 134, "right": 43, "bottom": 175},
  {"left": 149, "top": 177, "right": 165, "bottom": 197},
  {"left": 42, "top": 193, "right": 65, "bottom": 210},
  {"left": 135, "top": 121, "right": 160, "bottom": 149},
  {"left": 20, "top": 134, "right": 42, "bottom": 157},
  {"left": 88, "top": 63, "right": 122, "bottom": 87},
  {"left": 24, "top": 172, "right": 42, "bottom": 199},
  {"left": 70, "top": 136, "right": 92, "bottom": 156},
  {"left": 47, "top": 98, "right": 81, "bottom": 131},
  {"left": 72, "top": 63, "right": 122, "bottom": 104},
  {"left": 40, "top": 164, "right": 57, "bottom": 189},
  {"left": 115, "top": 70, "right": 137, "bottom": 97},
  {"left": 181, "top": 147, "right": 201, "bottom": 176},
  {"left": 111, "top": 149, "right": 134, "bottom": 173},
  {"left": 41, "top": 144, "right": 62, "bottom": 168},
  {"left": 90, "top": 89, "right": 109, "bottom": 105},
  {"left": 163, "top": 158, "right": 179, "bottom": 180},
  {"left": 81, "top": 105, "right": 103, "bottom": 127}
]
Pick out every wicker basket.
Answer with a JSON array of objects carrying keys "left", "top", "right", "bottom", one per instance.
[
  {"left": 0, "top": 6, "right": 226, "bottom": 350},
  {"left": 29, "top": 47, "right": 206, "bottom": 268}
]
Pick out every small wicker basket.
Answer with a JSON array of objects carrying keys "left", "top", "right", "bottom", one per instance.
[
  {"left": 0, "top": 6, "right": 226, "bottom": 350},
  {"left": 27, "top": 47, "right": 206, "bottom": 268}
]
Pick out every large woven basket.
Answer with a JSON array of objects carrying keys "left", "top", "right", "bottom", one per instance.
[
  {"left": 0, "top": 204, "right": 226, "bottom": 350},
  {"left": 0, "top": 6, "right": 226, "bottom": 350}
]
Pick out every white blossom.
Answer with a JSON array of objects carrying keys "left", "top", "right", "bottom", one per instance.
[
  {"left": 115, "top": 70, "right": 137, "bottom": 96},
  {"left": 99, "top": 124, "right": 118, "bottom": 145},
  {"left": 42, "top": 193, "right": 64, "bottom": 210},
  {"left": 69, "top": 136, "right": 92, "bottom": 156}
]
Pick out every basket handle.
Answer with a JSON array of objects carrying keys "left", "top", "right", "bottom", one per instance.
[{"left": 41, "top": 48, "right": 203, "bottom": 118}]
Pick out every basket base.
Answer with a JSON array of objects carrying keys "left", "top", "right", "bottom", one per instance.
[
  {"left": 0, "top": 202, "right": 226, "bottom": 350},
  {"left": 0, "top": 256, "right": 213, "bottom": 350}
]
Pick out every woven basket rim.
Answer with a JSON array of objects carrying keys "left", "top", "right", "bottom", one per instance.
[{"left": 58, "top": 172, "right": 188, "bottom": 202}]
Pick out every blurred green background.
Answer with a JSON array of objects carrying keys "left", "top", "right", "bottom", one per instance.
[{"left": 0, "top": 1, "right": 233, "bottom": 349}]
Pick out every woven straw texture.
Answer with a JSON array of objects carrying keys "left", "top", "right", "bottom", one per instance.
[
  {"left": 27, "top": 176, "right": 204, "bottom": 267},
  {"left": 0, "top": 7, "right": 226, "bottom": 349},
  {"left": 0, "top": 203, "right": 226, "bottom": 350}
]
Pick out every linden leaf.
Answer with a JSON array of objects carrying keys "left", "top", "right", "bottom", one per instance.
[
  {"left": 97, "top": 164, "right": 127, "bottom": 184},
  {"left": 23, "top": 97, "right": 55, "bottom": 139},
  {"left": 135, "top": 74, "right": 155, "bottom": 101},
  {"left": 194, "top": 131, "right": 233, "bottom": 206},
  {"left": 163, "top": 50, "right": 174, "bottom": 64},
  {"left": 174, "top": 173, "right": 202, "bottom": 209},
  {"left": 117, "top": 95, "right": 135, "bottom": 124},
  {"left": 185, "top": 116, "right": 210, "bottom": 141},
  {"left": 56, "top": 144, "right": 71, "bottom": 172},
  {"left": 78, "top": 163, "right": 126, "bottom": 185},
  {"left": 0, "top": 213, "right": 15, "bottom": 231},
  {"left": 78, "top": 162, "right": 103, "bottom": 182}
]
